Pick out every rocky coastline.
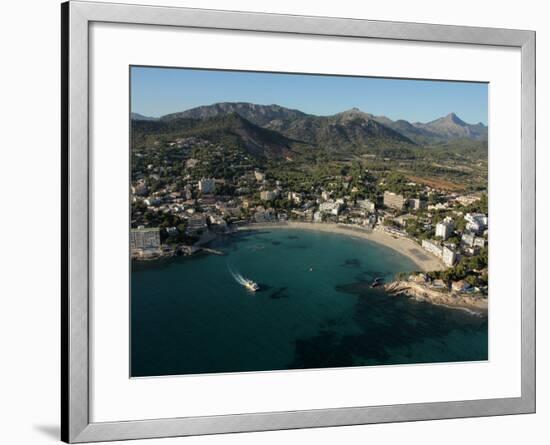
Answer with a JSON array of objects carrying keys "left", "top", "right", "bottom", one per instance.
[{"left": 384, "top": 280, "right": 488, "bottom": 315}]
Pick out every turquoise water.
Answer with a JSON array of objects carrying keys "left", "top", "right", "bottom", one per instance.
[{"left": 131, "top": 229, "right": 488, "bottom": 377}]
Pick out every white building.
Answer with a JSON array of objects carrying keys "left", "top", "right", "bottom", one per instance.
[
  {"left": 474, "top": 237, "right": 486, "bottom": 248},
  {"left": 166, "top": 226, "right": 178, "bottom": 236},
  {"left": 144, "top": 197, "right": 161, "bottom": 206},
  {"left": 130, "top": 228, "right": 160, "bottom": 251},
  {"left": 287, "top": 191, "right": 302, "bottom": 204},
  {"left": 422, "top": 239, "right": 443, "bottom": 257},
  {"left": 321, "top": 190, "right": 332, "bottom": 201},
  {"left": 319, "top": 201, "right": 342, "bottom": 216},
  {"left": 455, "top": 195, "right": 481, "bottom": 206},
  {"left": 357, "top": 199, "right": 375, "bottom": 212},
  {"left": 254, "top": 170, "right": 266, "bottom": 181},
  {"left": 462, "top": 231, "right": 486, "bottom": 248},
  {"left": 462, "top": 232, "right": 475, "bottom": 246},
  {"left": 260, "top": 190, "right": 279, "bottom": 201},
  {"left": 428, "top": 202, "right": 449, "bottom": 211},
  {"left": 435, "top": 218, "right": 454, "bottom": 240},
  {"left": 465, "top": 213, "right": 488, "bottom": 234},
  {"left": 422, "top": 239, "right": 456, "bottom": 267},
  {"left": 442, "top": 246, "right": 456, "bottom": 267},
  {"left": 409, "top": 198, "right": 426, "bottom": 211},
  {"left": 198, "top": 178, "right": 215, "bottom": 194}
]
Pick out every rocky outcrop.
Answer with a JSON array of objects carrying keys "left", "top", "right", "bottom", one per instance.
[{"left": 385, "top": 281, "right": 488, "bottom": 314}]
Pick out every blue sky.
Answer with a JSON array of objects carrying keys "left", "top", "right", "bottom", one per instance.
[{"left": 131, "top": 66, "right": 488, "bottom": 125}]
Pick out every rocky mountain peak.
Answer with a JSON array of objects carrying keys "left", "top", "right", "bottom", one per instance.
[
  {"left": 337, "top": 107, "right": 373, "bottom": 121},
  {"left": 443, "top": 112, "right": 466, "bottom": 126}
]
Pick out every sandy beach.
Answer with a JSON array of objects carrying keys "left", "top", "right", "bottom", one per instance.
[{"left": 237, "top": 221, "right": 445, "bottom": 272}]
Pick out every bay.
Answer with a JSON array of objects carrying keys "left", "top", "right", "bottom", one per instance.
[{"left": 131, "top": 229, "right": 488, "bottom": 377}]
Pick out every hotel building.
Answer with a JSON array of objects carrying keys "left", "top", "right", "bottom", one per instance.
[{"left": 130, "top": 227, "right": 161, "bottom": 251}]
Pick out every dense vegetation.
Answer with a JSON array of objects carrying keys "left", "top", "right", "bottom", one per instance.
[{"left": 132, "top": 106, "right": 487, "bottom": 191}]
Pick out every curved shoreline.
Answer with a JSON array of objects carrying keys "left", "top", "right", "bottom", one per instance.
[{"left": 236, "top": 221, "right": 445, "bottom": 272}]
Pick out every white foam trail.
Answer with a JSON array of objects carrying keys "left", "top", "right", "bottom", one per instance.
[{"left": 228, "top": 266, "right": 248, "bottom": 286}]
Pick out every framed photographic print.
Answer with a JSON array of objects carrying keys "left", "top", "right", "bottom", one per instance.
[{"left": 62, "top": 1, "right": 535, "bottom": 442}]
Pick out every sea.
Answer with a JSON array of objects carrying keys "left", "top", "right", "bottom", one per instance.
[{"left": 131, "top": 228, "right": 488, "bottom": 377}]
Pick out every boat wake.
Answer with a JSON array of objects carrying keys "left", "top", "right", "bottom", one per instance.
[
  {"left": 228, "top": 266, "right": 259, "bottom": 292},
  {"left": 229, "top": 268, "right": 248, "bottom": 286}
]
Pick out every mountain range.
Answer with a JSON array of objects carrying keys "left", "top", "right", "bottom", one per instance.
[{"left": 132, "top": 102, "right": 487, "bottom": 159}]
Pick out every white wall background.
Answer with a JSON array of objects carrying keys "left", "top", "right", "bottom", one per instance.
[{"left": 0, "top": 0, "right": 546, "bottom": 444}]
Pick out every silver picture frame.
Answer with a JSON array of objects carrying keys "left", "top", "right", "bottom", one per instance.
[{"left": 61, "top": 1, "right": 536, "bottom": 442}]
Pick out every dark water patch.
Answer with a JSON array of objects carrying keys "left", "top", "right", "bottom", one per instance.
[
  {"left": 335, "top": 281, "right": 373, "bottom": 295},
  {"left": 287, "top": 244, "right": 311, "bottom": 250},
  {"left": 354, "top": 271, "right": 372, "bottom": 282},
  {"left": 352, "top": 270, "right": 393, "bottom": 283},
  {"left": 342, "top": 258, "right": 361, "bottom": 268},
  {"left": 252, "top": 235, "right": 276, "bottom": 243},
  {"left": 290, "top": 283, "right": 488, "bottom": 369},
  {"left": 271, "top": 241, "right": 282, "bottom": 246},
  {"left": 368, "top": 270, "right": 392, "bottom": 278},
  {"left": 257, "top": 283, "right": 273, "bottom": 293},
  {"left": 270, "top": 287, "right": 289, "bottom": 299},
  {"left": 286, "top": 235, "right": 300, "bottom": 240},
  {"left": 218, "top": 231, "right": 275, "bottom": 249},
  {"left": 238, "top": 229, "right": 274, "bottom": 237},
  {"left": 290, "top": 330, "right": 354, "bottom": 369},
  {"left": 320, "top": 317, "right": 346, "bottom": 329}
]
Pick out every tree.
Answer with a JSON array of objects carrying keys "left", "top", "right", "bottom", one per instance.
[{"left": 454, "top": 216, "right": 466, "bottom": 232}]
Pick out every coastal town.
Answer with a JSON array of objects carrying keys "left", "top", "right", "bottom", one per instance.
[
  {"left": 129, "top": 68, "right": 492, "bottom": 374},
  {"left": 131, "top": 134, "right": 488, "bottom": 312}
]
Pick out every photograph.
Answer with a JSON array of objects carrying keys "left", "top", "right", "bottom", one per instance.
[
  {"left": 130, "top": 67, "right": 489, "bottom": 377},
  {"left": 0, "top": 0, "right": 542, "bottom": 443}
]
